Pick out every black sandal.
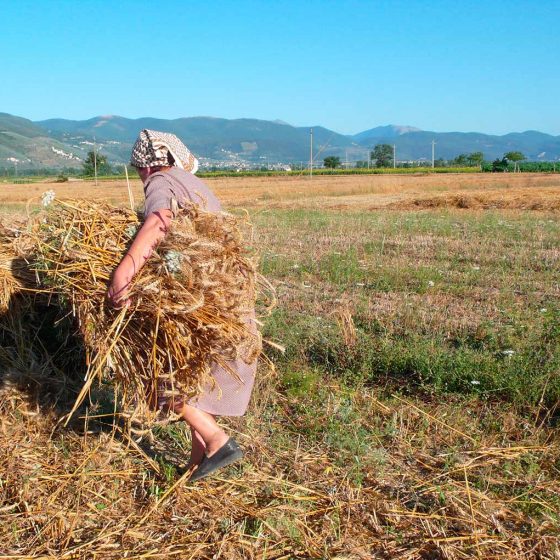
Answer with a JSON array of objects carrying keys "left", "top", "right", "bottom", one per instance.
[{"left": 188, "top": 438, "right": 243, "bottom": 482}]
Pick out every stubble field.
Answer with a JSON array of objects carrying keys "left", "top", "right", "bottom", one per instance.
[
  {"left": 2, "top": 172, "right": 560, "bottom": 212},
  {"left": 1, "top": 172, "right": 559, "bottom": 558}
]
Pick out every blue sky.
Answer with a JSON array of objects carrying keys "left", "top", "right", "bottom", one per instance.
[{"left": 1, "top": 0, "right": 558, "bottom": 135}]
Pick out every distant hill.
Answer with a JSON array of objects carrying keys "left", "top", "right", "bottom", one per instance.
[
  {"left": 37, "top": 115, "right": 354, "bottom": 165},
  {"left": 0, "top": 113, "right": 86, "bottom": 170},
  {"left": 353, "top": 125, "right": 422, "bottom": 143},
  {"left": 0, "top": 112, "right": 558, "bottom": 170},
  {"left": 37, "top": 115, "right": 560, "bottom": 164},
  {"left": 352, "top": 128, "right": 560, "bottom": 161}
]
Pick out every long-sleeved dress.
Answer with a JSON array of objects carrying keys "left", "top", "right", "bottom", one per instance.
[{"left": 143, "top": 167, "right": 257, "bottom": 416}]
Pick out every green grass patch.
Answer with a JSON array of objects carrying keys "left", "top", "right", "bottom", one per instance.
[{"left": 260, "top": 207, "right": 560, "bottom": 410}]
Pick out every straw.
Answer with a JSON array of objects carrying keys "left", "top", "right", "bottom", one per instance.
[{"left": 15, "top": 199, "right": 266, "bottom": 418}]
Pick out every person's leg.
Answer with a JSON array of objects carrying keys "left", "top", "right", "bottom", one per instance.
[
  {"left": 189, "top": 428, "right": 206, "bottom": 467},
  {"left": 175, "top": 403, "right": 228, "bottom": 457},
  {"left": 171, "top": 403, "right": 243, "bottom": 482}
]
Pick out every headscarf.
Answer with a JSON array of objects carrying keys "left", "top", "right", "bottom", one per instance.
[{"left": 130, "top": 129, "right": 199, "bottom": 174}]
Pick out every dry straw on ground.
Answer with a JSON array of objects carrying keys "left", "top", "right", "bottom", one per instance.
[
  {"left": 388, "top": 188, "right": 560, "bottom": 211},
  {"left": 0, "top": 371, "right": 558, "bottom": 559}
]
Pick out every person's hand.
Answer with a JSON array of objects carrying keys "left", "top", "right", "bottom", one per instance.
[
  {"left": 107, "top": 266, "right": 132, "bottom": 308},
  {"left": 106, "top": 211, "right": 171, "bottom": 309}
]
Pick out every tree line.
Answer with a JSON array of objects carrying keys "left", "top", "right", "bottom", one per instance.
[
  {"left": 4, "top": 148, "right": 555, "bottom": 178},
  {"left": 323, "top": 144, "right": 545, "bottom": 172}
]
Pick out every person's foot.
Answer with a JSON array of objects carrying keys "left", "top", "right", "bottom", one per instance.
[
  {"left": 186, "top": 429, "right": 228, "bottom": 470},
  {"left": 188, "top": 438, "right": 243, "bottom": 482},
  {"left": 206, "top": 430, "right": 229, "bottom": 457}
]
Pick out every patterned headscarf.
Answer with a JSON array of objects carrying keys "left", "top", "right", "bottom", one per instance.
[{"left": 130, "top": 129, "right": 199, "bottom": 174}]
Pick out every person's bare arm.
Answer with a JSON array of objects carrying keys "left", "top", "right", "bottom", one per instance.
[{"left": 107, "top": 209, "right": 173, "bottom": 307}]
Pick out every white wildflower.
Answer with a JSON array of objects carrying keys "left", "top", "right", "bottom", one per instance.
[
  {"left": 164, "top": 250, "right": 183, "bottom": 273},
  {"left": 470, "top": 380, "right": 481, "bottom": 385},
  {"left": 125, "top": 224, "right": 139, "bottom": 238},
  {"left": 472, "top": 265, "right": 480, "bottom": 271},
  {"left": 502, "top": 349, "right": 515, "bottom": 356},
  {"left": 428, "top": 280, "right": 435, "bottom": 287},
  {"left": 41, "top": 190, "right": 56, "bottom": 207},
  {"left": 540, "top": 308, "right": 547, "bottom": 313}
]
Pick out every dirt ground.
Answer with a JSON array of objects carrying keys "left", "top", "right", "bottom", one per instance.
[{"left": 1, "top": 172, "right": 559, "bottom": 212}]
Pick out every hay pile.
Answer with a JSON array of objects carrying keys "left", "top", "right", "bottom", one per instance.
[
  {"left": 388, "top": 188, "right": 560, "bottom": 211},
  {"left": 7, "top": 199, "right": 263, "bottom": 417}
]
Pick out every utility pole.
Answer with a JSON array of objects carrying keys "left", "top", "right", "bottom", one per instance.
[
  {"left": 309, "top": 128, "right": 313, "bottom": 178},
  {"left": 93, "top": 136, "right": 98, "bottom": 186},
  {"left": 14, "top": 161, "right": 17, "bottom": 178},
  {"left": 393, "top": 144, "right": 396, "bottom": 169},
  {"left": 431, "top": 140, "right": 436, "bottom": 169}
]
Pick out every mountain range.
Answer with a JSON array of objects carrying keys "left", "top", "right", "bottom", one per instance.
[{"left": 1, "top": 112, "right": 559, "bottom": 170}]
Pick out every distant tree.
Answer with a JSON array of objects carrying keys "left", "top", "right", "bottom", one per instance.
[
  {"left": 371, "top": 144, "right": 393, "bottom": 168},
  {"left": 355, "top": 160, "right": 368, "bottom": 168},
  {"left": 82, "top": 150, "right": 112, "bottom": 176},
  {"left": 504, "top": 151, "right": 525, "bottom": 172},
  {"left": 467, "top": 151, "right": 484, "bottom": 169},
  {"left": 451, "top": 153, "right": 469, "bottom": 166},
  {"left": 433, "top": 158, "right": 446, "bottom": 168},
  {"left": 323, "top": 156, "right": 341, "bottom": 169},
  {"left": 492, "top": 157, "right": 509, "bottom": 172}
]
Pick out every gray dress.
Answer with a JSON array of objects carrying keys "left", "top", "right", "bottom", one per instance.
[{"left": 144, "top": 167, "right": 257, "bottom": 416}]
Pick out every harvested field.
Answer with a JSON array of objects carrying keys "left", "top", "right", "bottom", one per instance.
[
  {"left": 1, "top": 174, "right": 559, "bottom": 558},
  {"left": 2, "top": 172, "right": 559, "bottom": 212}
]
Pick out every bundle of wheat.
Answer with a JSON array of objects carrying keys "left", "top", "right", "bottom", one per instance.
[
  {"left": 21, "top": 199, "right": 263, "bottom": 418},
  {"left": 0, "top": 225, "right": 36, "bottom": 310}
]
